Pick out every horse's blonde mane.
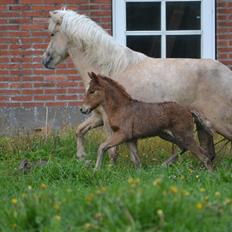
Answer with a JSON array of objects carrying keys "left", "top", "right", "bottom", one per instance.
[{"left": 49, "top": 9, "right": 146, "bottom": 76}]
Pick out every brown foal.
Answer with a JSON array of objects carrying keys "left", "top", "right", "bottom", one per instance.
[{"left": 81, "top": 72, "right": 213, "bottom": 171}]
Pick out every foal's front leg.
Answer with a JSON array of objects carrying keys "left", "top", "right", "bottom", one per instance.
[
  {"left": 128, "top": 140, "right": 141, "bottom": 168},
  {"left": 95, "top": 132, "right": 125, "bottom": 170}
]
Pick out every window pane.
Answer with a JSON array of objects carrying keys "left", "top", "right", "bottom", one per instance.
[
  {"left": 126, "top": 2, "right": 161, "bottom": 31},
  {"left": 127, "top": 36, "right": 161, "bottom": 58},
  {"left": 166, "top": 2, "right": 201, "bottom": 30},
  {"left": 166, "top": 35, "right": 200, "bottom": 58}
]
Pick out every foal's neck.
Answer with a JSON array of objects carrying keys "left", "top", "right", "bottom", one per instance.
[{"left": 102, "top": 86, "right": 132, "bottom": 115}]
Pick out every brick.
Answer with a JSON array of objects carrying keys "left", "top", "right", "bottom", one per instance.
[
  {"left": 21, "top": 102, "right": 44, "bottom": 108},
  {"left": 0, "top": 1, "right": 111, "bottom": 110},
  {"left": 11, "top": 96, "right": 33, "bottom": 101},
  {"left": 56, "top": 95, "right": 78, "bottom": 100},
  {"left": 34, "top": 96, "right": 55, "bottom": 101},
  {"left": 46, "top": 102, "right": 67, "bottom": 107}
]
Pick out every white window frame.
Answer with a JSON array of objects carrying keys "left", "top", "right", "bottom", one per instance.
[{"left": 113, "top": 0, "right": 215, "bottom": 59}]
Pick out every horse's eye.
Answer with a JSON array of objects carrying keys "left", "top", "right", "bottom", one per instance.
[
  {"left": 51, "top": 33, "right": 55, "bottom": 37},
  {"left": 89, "top": 90, "right": 95, "bottom": 94}
]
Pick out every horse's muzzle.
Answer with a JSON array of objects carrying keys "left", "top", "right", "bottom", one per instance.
[{"left": 42, "top": 55, "right": 55, "bottom": 69}]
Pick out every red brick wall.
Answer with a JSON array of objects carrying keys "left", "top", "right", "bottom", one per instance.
[
  {"left": 217, "top": 0, "right": 232, "bottom": 69},
  {"left": 0, "top": 0, "right": 232, "bottom": 109},
  {"left": 0, "top": 0, "right": 112, "bottom": 108}
]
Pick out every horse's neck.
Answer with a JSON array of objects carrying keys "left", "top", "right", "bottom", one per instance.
[{"left": 68, "top": 35, "right": 145, "bottom": 89}]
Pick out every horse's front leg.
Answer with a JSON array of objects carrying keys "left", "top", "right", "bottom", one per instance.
[
  {"left": 95, "top": 132, "right": 125, "bottom": 170},
  {"left": 196, "top": 121, "right": 216, "bottom": 161},
  {"left": 76, "top": 113, "right": 103, "bottom": 160}
]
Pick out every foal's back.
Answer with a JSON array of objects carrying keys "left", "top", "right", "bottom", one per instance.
[{"left": 121, "top": 100, "right": 193, "bottom": 140}]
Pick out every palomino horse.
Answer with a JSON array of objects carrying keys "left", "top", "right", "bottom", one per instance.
[
  {"left": 42, "top": 9, "right": 232, "bottom": 161},
  {"left": 81, "top": 72, "right": 213, "bottom": 171}
]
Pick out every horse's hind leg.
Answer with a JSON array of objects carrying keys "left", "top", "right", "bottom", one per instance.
[
  {"left": 196, "top": 121, "right": 216, "bottom": 161},
  {"left": 76, "top": 113, "right": 103, "bottom": 160}
]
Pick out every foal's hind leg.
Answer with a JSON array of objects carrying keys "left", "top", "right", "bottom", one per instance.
[
  {"left": 172, "top": 130, "right": 213, "bottom": 171},
  {"left": 159, "top": 131, "right": 187, "bottom": 166}
]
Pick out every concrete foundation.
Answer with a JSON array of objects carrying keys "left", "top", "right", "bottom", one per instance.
[{"left": 0, "top": 106, "right": 85, "bottom": 136}]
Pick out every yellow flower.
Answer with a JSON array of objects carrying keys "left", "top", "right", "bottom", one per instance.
[
  {"left": 153, "top": 178, "right": 162, "bottom": 187},
  {"left": 28, "top": 185, "right": 32, "bottom": 191},
  {"left": 94, "top": 212, "right": 103, "bottom": 221},
  {"left": 40, "top": 183, "right": 48, "bottom": 190},
  {"left": 128, "top": 177, "right": 140, "bottom": 187},
  {"left": 11, "top": 198, "right": 17, "bottom": 205},
  {"left": 11, "top": 224, "right": 17, "bottom": 229},
  {"left": 85, "top": 193, "right": 94, "bottom": 204},
  {"left": 183, "top": 190, "right": 190, "bottom": 196},
  {"left": 204, "top": 196, "right": 209, "bottom": 202},
  {"left": 53, "top": 203, "right": 60, "bottom": 210},
  {"left": 180, "top": 175, "right": 185, "bottom": 180},
  {"left": 96, "top": 186, "right": 107, "bottom": 195},
  {"left": 215, "top": 192, "right": 221, "bottom": 197},
  {"left": 54, "top": 215, "right": 61, "bottom": 221},
  {"left": 200, "top": 188, "right": 206, "bottom": 193},
  {"left": 84, "top": 223, "right": 93, "bottom": 230},
  {"left": 196, "top": 202, "right": 203, "bottom": 209},
  {"left": 157, "top": 209, "right": 165, "bottom": 225},
  {"left": 157, "top": 209, "right": 164, "bottom": 217},
  {"left": 170, "top": 185, "right": 178, "bottom": 194},
  {"left": 224, "top": 198, "right": 232, "bottom": 205},
  {"left": 188, "top": 168, "right": 193, "bottom": 173},
  {"left": 196, "top": 175, "right": 200, "bottom": 179}
]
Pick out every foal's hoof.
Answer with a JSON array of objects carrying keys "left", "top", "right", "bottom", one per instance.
[
  {"left": 162, "top": 154, "right": 178, "bottom": 166},
  {"left": 205, "top": 160, "right": 214, "bottom": 172}
]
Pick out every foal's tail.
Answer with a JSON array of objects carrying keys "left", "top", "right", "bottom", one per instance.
[{"left": 191, "top": 110, "right": 214, "bottom": 136}]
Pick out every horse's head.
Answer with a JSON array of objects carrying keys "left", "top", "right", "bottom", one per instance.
[
  {"left": 42, "top": 11, "right": 69, "bottom": 69},
  {"left": 81, "top": 72, "right": 105, "bottom": 114}
]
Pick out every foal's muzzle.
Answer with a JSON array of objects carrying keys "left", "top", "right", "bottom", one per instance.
[{"left": 80, "top": 106, "right": 92, "bottom": 115}]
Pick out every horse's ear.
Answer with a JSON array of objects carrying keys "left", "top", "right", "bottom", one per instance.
[{"left": 49, "top": 11, "right": 62, "bottom": 25}]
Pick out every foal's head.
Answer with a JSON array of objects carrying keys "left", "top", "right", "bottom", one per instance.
[{"left": 81, "top": 72, "right": 106, "bottom": 114}]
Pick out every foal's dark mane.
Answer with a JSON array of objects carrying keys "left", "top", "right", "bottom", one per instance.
[{"left": 99, "top": 75, "right": 133, "bottom": 100}]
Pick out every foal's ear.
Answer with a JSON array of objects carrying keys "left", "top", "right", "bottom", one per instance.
[
  {"left": 49, "top": 11, "right": 63, "bottom": 25},
  {"left": 88, "top": 72, "right": 100, "bottom": 84}
]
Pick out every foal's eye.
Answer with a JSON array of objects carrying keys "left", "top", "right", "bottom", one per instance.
[
  {"left": 51, "top": 33, "right": 55, "bottom": 37},
  {"left": 89, "top": 90, "right": 95, "bottom": 94}
]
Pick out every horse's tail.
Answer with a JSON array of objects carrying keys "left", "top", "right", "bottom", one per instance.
[{"left": 191, "top": 110, "right": 214, "bottom": 136}]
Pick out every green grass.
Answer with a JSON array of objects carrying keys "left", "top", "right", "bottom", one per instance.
[{"left": 0, "top": 129, "right": 232, "bottom": 232}]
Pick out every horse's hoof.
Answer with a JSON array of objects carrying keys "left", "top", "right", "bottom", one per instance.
[{"left": 76, "top": 154, "right": 87, "bottom": 161}]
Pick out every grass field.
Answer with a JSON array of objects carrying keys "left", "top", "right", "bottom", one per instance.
[{"left": 0, "top": 129, "right": 232, "bottom": 232}]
